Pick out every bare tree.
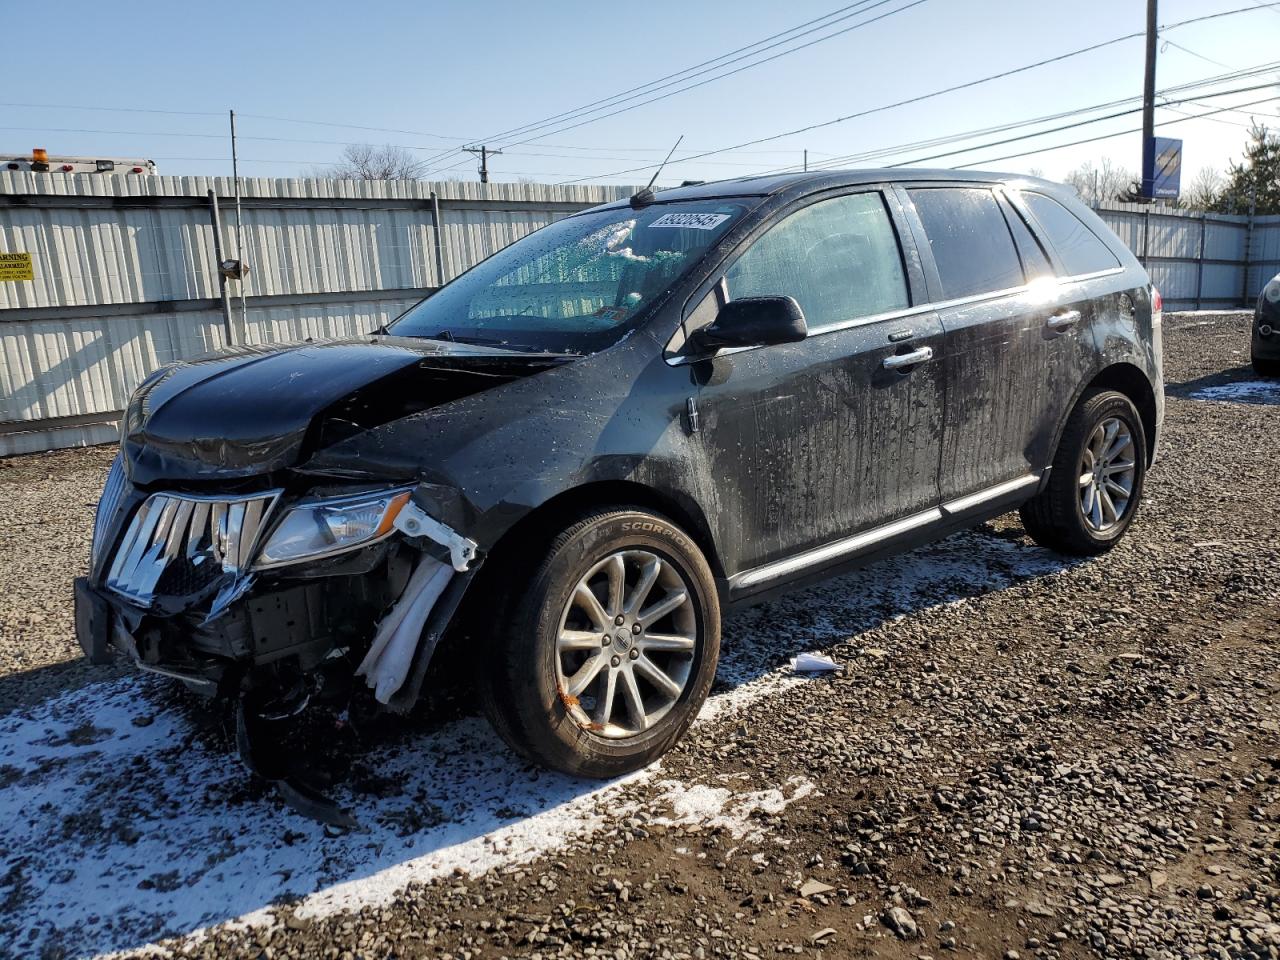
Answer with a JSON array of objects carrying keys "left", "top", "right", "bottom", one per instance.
[
  {"left": 317, "top": 143, "right": 427, "bottom": 180},
  {"left": 1060, "top": 158, "right": 1139, "bottom": 207},
  {"left": 1181, "top": 166, "right": 1224, "bottom": 211}
]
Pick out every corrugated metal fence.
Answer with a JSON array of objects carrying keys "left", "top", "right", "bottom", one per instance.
[
  {"left": 1093, "top": 200, "right": 1279, "bottom": 312},
  {"left": 1, "top": 173, "right": 1277, "bottom": 456},
  {"left": 0, "top": 174, "right": 642, "bottom": 455}
]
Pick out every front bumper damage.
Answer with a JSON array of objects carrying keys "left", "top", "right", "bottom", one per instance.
[{"left": 76, "top": 475, "right": 481, "bottom": 824}]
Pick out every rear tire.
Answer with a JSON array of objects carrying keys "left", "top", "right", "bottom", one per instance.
[
  {"left": 1252, "top": 354, "right": 1280, "bottom": 378},
  {"left": 1020, "top": 389, "right": 1147, "bottom": 557},
  {"left": 479, "top": 508, "right": 720, "bottom": 778}
]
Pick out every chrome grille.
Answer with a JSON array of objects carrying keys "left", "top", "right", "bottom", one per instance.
[{"left": 105, "top": 490, "right": 281, "bottom": 606}]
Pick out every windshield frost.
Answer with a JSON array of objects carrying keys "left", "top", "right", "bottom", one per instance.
[{"left": 389, "top": 201, "right": 746, "bottom": 352}]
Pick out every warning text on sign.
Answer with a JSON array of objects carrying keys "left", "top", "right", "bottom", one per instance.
[{"left": 0, "top": 252, "right": 34, "bottom": 282}]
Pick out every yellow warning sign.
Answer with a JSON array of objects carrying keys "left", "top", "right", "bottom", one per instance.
[{"left": 0, "top": 252, "right": 33, "bottom": 282}]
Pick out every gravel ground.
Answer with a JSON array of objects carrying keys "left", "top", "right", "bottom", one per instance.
[{"left": 2, "top": 311, "right": 1278, "bottom": 960}]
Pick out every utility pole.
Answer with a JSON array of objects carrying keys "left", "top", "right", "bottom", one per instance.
[
  {"left": 1140, "top": 0, "right": 1158, "bottom": 200},
  {"left": 229, "top": 109, "right": 247, "bottom": 336},
  {"left": 803, "top": 149, "right": 808, "bottom": 172},
  {"left": 463, "top": 144, "right": 502, "bottom": 184}
]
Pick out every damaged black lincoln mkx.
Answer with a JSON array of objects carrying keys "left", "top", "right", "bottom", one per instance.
[{"left": 77, "top": 170, "right": 1162, "bottom": 805}]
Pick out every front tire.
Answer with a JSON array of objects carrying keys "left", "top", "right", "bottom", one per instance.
[
  {"left": 480, "top": 508, "right": 720, "bottom": 778},
  {"left": 1020, "top": 389, "right": 1147, "bottom": 556}
]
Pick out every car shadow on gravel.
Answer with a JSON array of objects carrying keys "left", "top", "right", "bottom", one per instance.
[
  {"left": 1167, "top": 366, "right": 1280, "bottom": 405},
  {"left": 0, "top": 524, "right": 1077, "bottom": 959},
  {"left": 0, "top": 656, "right": 131, "bottom": 718}
]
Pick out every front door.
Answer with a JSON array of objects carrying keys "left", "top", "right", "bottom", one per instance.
[{"left": 687, "top": 189, "right": 945, "bottom": 581}]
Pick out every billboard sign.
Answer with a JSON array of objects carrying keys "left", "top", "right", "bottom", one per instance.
[{"left": 1144, "top": 137, "right": 1183, "bottom": 200}]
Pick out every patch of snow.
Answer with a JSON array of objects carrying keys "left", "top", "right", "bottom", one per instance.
[
  {"left": 0, "top": 529, "right": 1071, "bottom": 958},
  {"left": 1188, "top": 380, "right": 1280, "bottom": 404},
  {"left": 648, "top": 776, "right": 815, "bottom": 841}
]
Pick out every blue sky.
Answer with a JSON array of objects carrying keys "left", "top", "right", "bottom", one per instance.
[{"left": 2, "top": 0, "right": 1276, "bottom": 186}]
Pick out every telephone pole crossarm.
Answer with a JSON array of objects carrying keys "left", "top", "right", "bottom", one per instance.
[{"left": 463, "top": 144, "right": 503, "bottom": 184}]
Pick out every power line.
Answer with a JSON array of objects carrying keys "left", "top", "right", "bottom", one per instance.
[
  {"left": 1159, "top": 37, "right": 1230, "bottom": 69},
  {"left": 492, "top": 0, "right": 920, "bottom": 144},
  {"left": 556, "top": 2, "right": 1280, "bottom": 185},
  {"left": 475, "top": 0, "right": 890, "bottom": 146},
  {"left": 489, "top": 0, "right": 931, "bottom": 156},
  {"left": 1161, "top": 104, "right": 1253, "bottom": 129},
  {"left": 233, "top": 113, "right": 469, "bottom": 142},
  {"left": 783, "top": 66, "right": 1280, "bottom": 172},
  {"left": 142, "top": 155, "right": 599, "bottom": 179},
  {"left": 1176, "top": 97, "right": 1279, "bottom": 123},
  {"left": 950, "top": 94, "right": 1280, "bottom": 169},
  {"left": 419, "top": 0, "right": 929, "bottom": 170},
  {"left": 0, "top": 102, "right": 223, "bottom": 117},
  {"left": 0, "top": 99, "right": 843, "bottom": 158},
  {"left": 889, "top": 81, "right": 1280, "bottom": 167}
]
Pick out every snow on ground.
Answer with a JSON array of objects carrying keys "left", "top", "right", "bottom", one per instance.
[
  {"left": 0, "top": 530, "right": 1067, "bottom": 959},
  {"left": 646, "top": 776, "right": 816, "bottom": 842},
  {"left": 1188, "top": 379, "right": 1280, "bottom": 404}
]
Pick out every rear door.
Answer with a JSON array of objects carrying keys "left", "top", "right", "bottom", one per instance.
[
  {"left": 684, "top": 188, "right": 946, "bottom": 580},
  {"left": 899, "top": 183, "right": 1093, "bottom": 506}
]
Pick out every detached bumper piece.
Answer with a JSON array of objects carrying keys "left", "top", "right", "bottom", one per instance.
[
  {"left": 235, "top": 687, "right": 358, "bottom": 830},
  {"left": 353, "top": 502, "right": 479, "bottom": 705}
]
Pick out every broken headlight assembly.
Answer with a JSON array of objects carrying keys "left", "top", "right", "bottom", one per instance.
[{"left": 255, "top": 488, "right": 412, "bottom": 568}]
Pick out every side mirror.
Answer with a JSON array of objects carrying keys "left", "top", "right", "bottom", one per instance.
[{"left": 691, "top": 296, "right": 808, "bottom": 351}]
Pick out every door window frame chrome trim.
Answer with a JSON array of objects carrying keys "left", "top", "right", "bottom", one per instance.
[{"left": 664, "top": 266, "right": 1125, "bottom": 366}]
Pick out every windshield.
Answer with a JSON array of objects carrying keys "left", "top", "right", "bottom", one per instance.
[{"left": 388, "top": 200, "right": 748, "bottom": 353}]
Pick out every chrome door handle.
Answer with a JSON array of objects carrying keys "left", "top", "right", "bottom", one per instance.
[
  {"left": 882, "top": 346, "right": 933, "bottom": 370},
  {"left": 1047, "top": 309, "right": 1082, "bottom": 330}
]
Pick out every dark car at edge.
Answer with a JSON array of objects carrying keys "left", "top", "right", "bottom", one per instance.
[
  {"left": 76, "top": 170, "right": 1163, "bottom": 807},
  {"left": 1252, "top": 271, "right": 1280, "bottom": 377}
]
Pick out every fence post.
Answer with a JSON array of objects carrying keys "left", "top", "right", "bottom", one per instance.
[
  {"left": 1241, "top": 185, "right": 1256, "bottom": 308},
  {"left": 207, "top": 189, "right": 235, "bottom": 346},
  {"left": 430, "top": 191, "right": 446, "bottom": 289},
  {"left": 1195, "top": 212, "right": 1206, "bottom": 311},
  {"left": 1141, "top": 206, "right": 1151, "bottom": 269}
]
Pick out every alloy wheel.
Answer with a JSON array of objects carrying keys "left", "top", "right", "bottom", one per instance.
[
  {"left": 1078, "top": 416, "right": 1137, "bottom": 533},
  {"left": 554, "top": 549, "right": 697, "bottom": 739}
]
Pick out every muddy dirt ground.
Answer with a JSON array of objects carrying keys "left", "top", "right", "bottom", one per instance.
[{"left": 1, "top": 311, "right": 1278, "bottom": 960}]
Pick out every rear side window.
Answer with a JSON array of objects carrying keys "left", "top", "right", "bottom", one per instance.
[
  {"left": 1020, "top": 192, "right": 1121, "bottom": 277},
  {"left": 909, "top": 187, "right": 1025, "bottom": 299},
  {"left": 725, "top": 192, "right": 908, "bottom": 328},
  {"left": 1001, "top": 200, "right": 1054, "bottom": 281}
]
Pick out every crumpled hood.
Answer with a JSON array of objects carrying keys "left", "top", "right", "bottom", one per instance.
[{"left": 123, "top": 336, "right": 569, "bottom": 484}]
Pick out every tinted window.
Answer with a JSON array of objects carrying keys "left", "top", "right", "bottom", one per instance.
[
  {"left": 1001, "top": 200, "right": 1054, "bottom": 281},
  {"left": 725, "top": 192, "right": 908, "bottom": 328},
  {"left": 1021, "top": 192, "right": 1121, "bottom": 276},
  {"left": 910, "top": 187, "right": 1024, "bottom": 299}
]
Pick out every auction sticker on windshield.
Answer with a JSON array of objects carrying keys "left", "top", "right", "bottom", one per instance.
[
  {"left": 648, "top": 212, "right": 731, "bottom": 230},
  {"left": 0, "top": 252, "right": 33, "bottom": 282}
]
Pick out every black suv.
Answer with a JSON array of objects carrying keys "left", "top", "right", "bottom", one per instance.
[{"left": 77, "top": 170, "right": 1162, "bottom": 791}]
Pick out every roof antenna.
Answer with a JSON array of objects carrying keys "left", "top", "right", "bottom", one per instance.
[{"left": 630, "top": 135, "right": 683, "bottom": 208}]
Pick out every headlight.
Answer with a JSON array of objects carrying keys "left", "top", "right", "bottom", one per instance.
[
  {"left": 1265, "top": 280, "right": 1280, "bottom": 304},
  {"left": 255, "top": 488, "right": 411, "bottom": 568}
]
